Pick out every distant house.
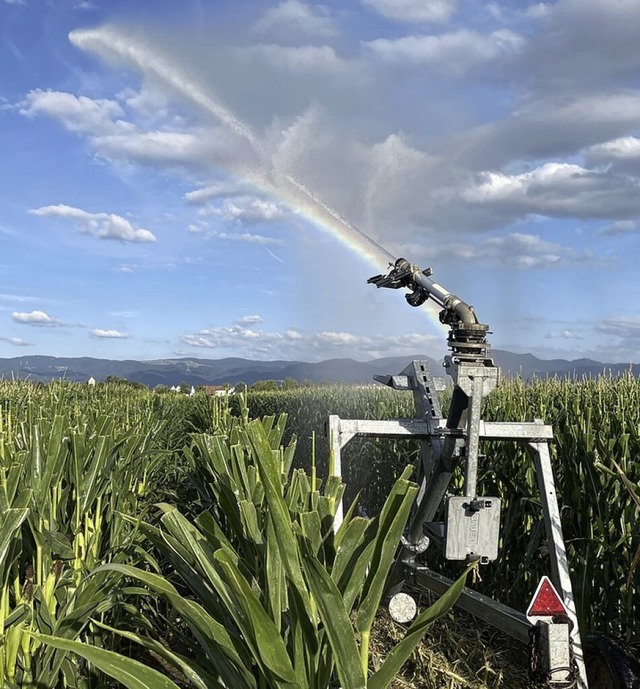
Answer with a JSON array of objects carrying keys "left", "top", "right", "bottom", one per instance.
[
  {"left": 88, "top": 377, "right": 96, "bottom": 386},
  {"left": 203, "top": 385, "right": 236, "bottom": 397}
]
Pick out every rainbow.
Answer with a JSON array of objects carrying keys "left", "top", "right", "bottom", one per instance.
[
  {"left": 69, "top": 25, "right": 445, "bottom": 333},
  {"left": 264, "top": 174, "right": 445, "bottom": 330}
]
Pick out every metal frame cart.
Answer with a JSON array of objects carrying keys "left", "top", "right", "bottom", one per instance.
[{"left": 326, "top": 258, "right": 640, "bottom": 688}]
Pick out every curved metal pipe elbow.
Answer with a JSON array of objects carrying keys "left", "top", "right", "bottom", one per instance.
[{"left": 444, "top": 296, "right": 478, "bottom": 325}]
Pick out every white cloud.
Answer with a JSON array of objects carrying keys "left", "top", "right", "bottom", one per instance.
[
  {"left": 583, "top": 136, "right": 640, "bottom": 174},
  {"left": 0, "top": 337, "right": 34, "bottom": 346},
  {"left": 69, "top": 26, "right": 262, "bottom": 152},
  {"left": 182, "top": 324, "right": 264, "bottom": 349},
  {"left": 119, "top": 85, "right": 170, "bottom": 121},
  {"left": 207, "top": 230, "right": 283, "bottom": 245},
  {"left": 19, "top": 89, "right": 248, "bottom": 172},
  {"left": 236, "top": 315, "right": 263, "bottom": 326},
  {"left": 207, "top": 197, "right": 287, "bottom": 225},
  {"left": 89, "top": 329, "right": 129, "bottom": 338},
  {"left": 30, "top": 204, "right": 156, "bottom": 243},
  {"left": 185, "top": 182, "right": 252, "bottom": 205},
  {"left": 4, "top": 0, "right": 26, "bottom": 5},
  {"left": 546, "top": 329, "right": 584, "bottom": 340},
  {"left": 109, "top": 310, "right": 138, "bottom": 318},
  {"left": 0, "top": 293, "right": 40, "bottom": 303},
  {"left": 361, "top": 0, "right": 457, "bottom": 23},
  {"left": 462, "top": 163, "right": 640, "bottom": 220},
  {"left": 20, "top": 89, "right": 129, "bottom": 136},
  {"left": 515, "top": 0, "right": 640, "bottom": 93},
  {"left": 11, "top": 310, "right": 59, "bottom": 326},
  {"left": 253, "top": 1, "right": 337, "bottom": 39},
  {"left": 96, "top": 128, "right": 241, "bottom": 168},
  {"left": 180, "top": 318, "right": 440, "bottom": 360},
  {"left": 586, "top": 136, "right": 640, "bottom": 160},
  {"left": 597, "top": 316, "right": 640, "bottom": 340},
  {"left": 463, "top": 163, "right": 585, "bottom": 203},
  {"left": 418, "top": 232, "right": 606, "bottom": 270},
  {"left": 524, "top": 3, "right": 552, "bottom": 19},
  {"left": 364, "top": 29, "right": 525, "bottom": 74},
  {"left": 316, "top": 331, "right": 360, "bottom": 346},
  {"left": 239, "top": 44, "right": 352, "bottom": 76},
  {"left": 450, "top": 92, "right": 640, "bottom": 177},
  {"left": 599, "top": 220, "right": 638, "bottom": 236}
]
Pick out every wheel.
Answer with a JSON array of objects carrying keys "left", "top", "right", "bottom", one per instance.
[{"left": 584, "top": 634, "right": 640, "bottom": 689}]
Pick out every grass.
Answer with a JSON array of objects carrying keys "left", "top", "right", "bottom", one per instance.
[{"left": 370, "top": 609, "right": 530, "bottom": 689}]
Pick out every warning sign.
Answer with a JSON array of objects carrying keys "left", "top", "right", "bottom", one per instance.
[{"left": 526, "top": 576, "right": 567, "bottom": 621}]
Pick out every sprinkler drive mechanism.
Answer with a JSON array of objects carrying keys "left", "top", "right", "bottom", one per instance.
[{"left": 325, "top": 258, "right": 612, "bottom": 688}]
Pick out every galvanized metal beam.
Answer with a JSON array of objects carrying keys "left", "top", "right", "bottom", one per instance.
[
  {"left": 405, "top": 563, "right": 532, "bottom": 644},
  {"left": 529, "top": 437, "right": 588, "bottom": 687},
  {"left": 326, "top": 417, "right": 554, "bottom": 443}
]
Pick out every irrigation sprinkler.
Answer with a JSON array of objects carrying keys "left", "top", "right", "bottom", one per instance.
[{"left": 327, "top": 257, "right": 640, "bottom": 689}]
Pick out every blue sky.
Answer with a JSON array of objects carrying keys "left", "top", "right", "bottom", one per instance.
[{"left": 2, "top": 0, "right": 640, "bottom": 363}]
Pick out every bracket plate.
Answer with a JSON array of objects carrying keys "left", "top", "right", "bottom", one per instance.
[{"left": 445, "top": 496, "right": 501, "bottom": 563}]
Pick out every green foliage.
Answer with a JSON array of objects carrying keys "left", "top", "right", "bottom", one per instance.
[
  {"left": 1, "top": 369, "right": 638, "bottom": 687},
  {"left": 89, "top": 416, "right": 468, "bottom": 689},
  {"left": 238, "top": 384, "right": 420, "bottom": 515},
  {"left": 28, "top": 632, "right": 183, "bottom": 689},
  {"left": 0, "top": 379, "right": 467, "bottom": 688},
  {"left": 479, "top": 372, "right": 640, "bottom": 641},
  {"left": 0, "top": 381, "right": 180, "bottom": 686},
  {"left": 238, "top": 374, "right": 640, "bottom": 641},
  {"left": 251, "top": 380, "right": 280, "bottom": 391}
]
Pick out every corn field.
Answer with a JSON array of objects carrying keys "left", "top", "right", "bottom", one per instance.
[
  {"left": 0, "top": 372, "right": 637, "bottom": 688},
  {"left": 241, "top": 374, "right": 640, "bottom": 642},
  {"left": 0, "top": 380, "right": 468, "bottom": 688}
]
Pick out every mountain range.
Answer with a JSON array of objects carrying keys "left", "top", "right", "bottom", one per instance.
[{"left": 0, "top": 351, "right": 637, "bottom": 387}]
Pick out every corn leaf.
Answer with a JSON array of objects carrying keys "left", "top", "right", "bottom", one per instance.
[
  {"left": 214, "top": 548, "right": 301, "bottom": 688},
  {"left": 355, "top": 467, "right": 418, "bottom": 633},
  {"left": 245, "top": 421, "right": 308, "bottom": 599},
  {"left": 27, "top": 632, "right": 182, "bottom": 689},
  {"left": 368, "top": 564, "right": 474, "bottom": 689},
  {"left": 299, "top": 537, "right": 366, "bottom": 689},
  {"left": 94, "top": 562, "right": 257, "bottom": 689},
  {"left": 0, "top": 507, "right": 29, "bottom": 566},
  {"left": 90, "top": 619, "right": 222, "bottom": 689}
]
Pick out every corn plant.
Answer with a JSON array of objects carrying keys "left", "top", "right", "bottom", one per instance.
[
  {"left": 238, "top": 376, "right": 639, "bottom": 642},
  {"left": 39, "top": 414, "right": 471, "bottom": 689},
  {"left": 0, "top": 385, "right": 167, "bottom": 687},
  {"left": 240, "top": 385, "right": 420, "bottom": 515},
  {"left": 477, "top": 373, "right": 640, "bottom": 641}
]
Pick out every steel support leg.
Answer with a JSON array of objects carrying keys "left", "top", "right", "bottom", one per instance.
[{"left": 529, "top": 438, "right": 588, "bottom": 688}]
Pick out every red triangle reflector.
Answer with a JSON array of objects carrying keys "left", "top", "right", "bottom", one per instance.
[{"left": 526, "top": 576, "right": 567, "bottom": 618}]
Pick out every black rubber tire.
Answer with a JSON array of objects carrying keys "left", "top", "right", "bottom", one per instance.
[{"left": 584, "top": 634, "right": 640, "bottom": 689}]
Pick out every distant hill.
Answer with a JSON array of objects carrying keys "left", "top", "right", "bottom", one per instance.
[
  {"left": 490, "top": 349, "right": 639, "bottom": 379},
  {"left": 0, "top": 354, "right": 440, "bottom": 386},
  {"left": 0, "top": 351, "right": 637, "bottom": 387}
]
